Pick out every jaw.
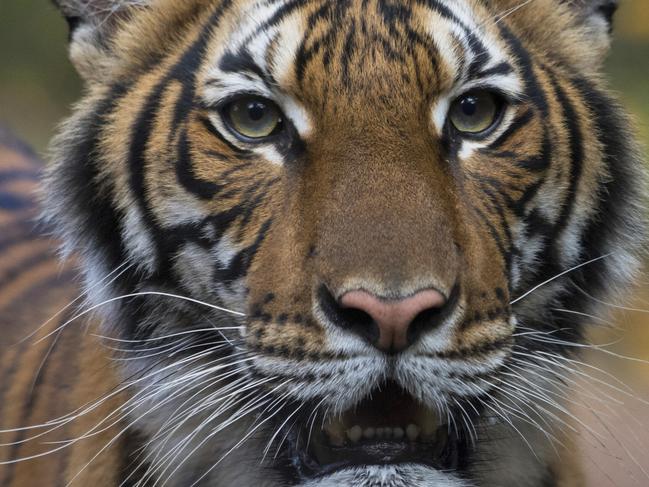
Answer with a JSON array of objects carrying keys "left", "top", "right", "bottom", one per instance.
[
  {"left": 128, "top": 373, "right": 563, "bottom": 487},
  {"left": 122, "top": 334, "right": 557, "bottom": 487}
]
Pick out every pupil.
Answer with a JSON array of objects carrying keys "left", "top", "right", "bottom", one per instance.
[
  {"left": 247, "top": 101, "right": 266, "bottom": 121},
  {"left": 460, "top": 97, "right": 478, "bottom": 117}
]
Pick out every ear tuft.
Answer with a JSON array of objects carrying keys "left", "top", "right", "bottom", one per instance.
[
  {"left": 52, "top": 0, "right": 149, "bottom": 81},
  {"left": 52, "top": 0, "right": 149, "bottom": 25},
  {"left": 560, "top": 0, "right": 619, "bottom": 58},
  {"left": 565, "top": 0, "right": 619, "bottom": 36},
  {"left": 596, "top": 1, "right": 618, "bottom": 33}
]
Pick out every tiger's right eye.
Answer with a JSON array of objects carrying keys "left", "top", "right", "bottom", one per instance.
[
  {"left": 223, "top": 96, "right": 283, "bottom": 140},
  {"left": 448, "top": 90, "right": 503, "bottom": 135}
]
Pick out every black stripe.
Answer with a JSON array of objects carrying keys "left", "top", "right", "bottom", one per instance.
[
  {"left": 255, "top": 0, "right": 310, "bottom": 32},
  {"left": 476, "top": 61, "right": 513, "bottom": 79},
  {"left": 474, "top": 205, "right": 509, "bottom": 265},
  {"left": 117, "top": 428, "right": 149, "bottom": 487},
  {"left": 219, "top": 49, "right": 266, "bottom": 79},
  {"left": 0, "top": 251, "right": 58, "bottom": 288},
  {"left": 417, "top": 0, "right": 490, "bottom": 77},
  {"left": 0, "top": 192, "right": 33, "bottom": 211},
  {"left": 176, "top": 125, "right": 223, "bottom": 200},
  {"left": 127, "top": 1, "right": 234, "bottom": 281},
  {"left": 0, "top": 220, "right": 44, "bottom": 254},
  {"left": 557, "top": 76, "right": 642, "bottom": 323},
  {"left": 479, "top": 183, "right": 514, "bottom": 271},
  {"left": 466, "top": 32, "right": 491, "bottom": 78},
  {"left": 213, "top": 218, "right": 272, "bottom": 285},
  {"left": 198, "top": 115, "right": 248, "bottom": 155},
  {"left": 295, "top": 2, "right": 342, "bottom": 83},
  {"left": 340, "top": 18, "right": 357, "bottom": 88},
  {"left": 485, "top": 109, "right": 534, "bottom": 151},
  {"left": 0, "top": 269, "right": 76, "bottom": 483},
  {"left": 515, "top": 128, "right": 552, "bottom": 173},
  {"left": 540, "top": 466, "right": 557, "bottom": 487},
  {"left": 545, "top": 71, "right": 584, "bottom": 238},
  {"left": 510, "top": 178, "right": 545, "bottom": 218},
  {"left": 0, "top": 169, "right": 40, "bottom": 184},
  {"left": 0, "top": 126, "right": 40, "bottom": 160},
  {"left": 0, "top": 317, "right": 68, "bottom": 487},
  {"left": 498, "top": 24, "right": 548, "bottom": 116},
  {"left": 57, "top": 82, "right": 132, "bottom": 277}
]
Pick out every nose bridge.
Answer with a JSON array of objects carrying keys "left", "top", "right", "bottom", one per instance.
[{"left": 311, "top": 130, "right": 459, "bottom": 291}]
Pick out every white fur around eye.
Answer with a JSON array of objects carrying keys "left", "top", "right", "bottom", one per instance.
[
  {"left": 431, "top": 97, "right": 452, "bottom": 137},
  {"left": 278, "top": 95, "right": 313, "bottom": 139}
]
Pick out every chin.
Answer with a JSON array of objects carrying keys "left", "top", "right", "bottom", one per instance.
[{"left": 296, "top": 465, "right": 468, "bottom": 487}]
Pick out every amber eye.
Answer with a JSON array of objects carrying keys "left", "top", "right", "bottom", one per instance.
[
  {"left": 223, "top": 96, "right": 283, "bottom": 140},
  {"left": 448, "top": 90, "right": 502, "bottom": 135}
]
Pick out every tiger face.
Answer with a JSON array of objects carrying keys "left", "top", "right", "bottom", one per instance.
[{"left": 46, "top": 0, "right": 646, "bottom": 485}]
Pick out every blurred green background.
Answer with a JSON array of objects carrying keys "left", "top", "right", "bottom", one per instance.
[{"left": 0, "top": 1, "right": 648, "bottom": 485}]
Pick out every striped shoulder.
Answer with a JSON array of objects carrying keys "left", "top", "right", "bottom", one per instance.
[{"left": 0, "top": 127, "right": 128, "bottom": 485}]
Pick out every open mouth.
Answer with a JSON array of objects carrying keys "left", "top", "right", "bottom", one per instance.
[{"left": 288, "top": 382, "right": 461, "bottom": 478}]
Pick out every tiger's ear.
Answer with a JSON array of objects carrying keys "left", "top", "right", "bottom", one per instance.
[
  {"left": 52, "top": 0, "right": 148, "bottom": 81},
  {"left": 563, "top": 0, "right": 619, "bottom": 52}
]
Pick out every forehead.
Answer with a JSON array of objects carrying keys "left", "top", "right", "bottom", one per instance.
[{"left": 200, "top": 0, "right": 519, "bottom": 103}]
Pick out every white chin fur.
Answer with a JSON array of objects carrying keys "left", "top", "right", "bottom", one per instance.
[{"left": 297, "top": 464, "right": 470, "bottom": 487}]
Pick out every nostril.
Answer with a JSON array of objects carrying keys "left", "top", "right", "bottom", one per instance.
[
  {"left": 408, "top": 305, "right": 445, "bottom": 344},
  {"left": 407, "top": 285, "right": 459, "bottom": 346},
  {"left": 317, "top": 285, "right": 380, "bottom": 344},
  {"left": 318, "top": 284, "right": 457, "bottom": 354}
]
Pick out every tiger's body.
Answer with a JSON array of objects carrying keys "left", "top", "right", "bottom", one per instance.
[
  {"left": 0, "top": 0, "right": 646, "bottom": 485},
  {"left": 0, "top": 129, "right": 130, "bottom": 485}
]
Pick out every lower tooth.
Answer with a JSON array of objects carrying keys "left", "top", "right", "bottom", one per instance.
[
  {"left": 376, "top": 428, "right": 384, "bottom": 439},
  {"left": 363, "top": 427, "right": 376, "bottom": 440},
  {"left": 393, "top": 427, "right": 404, "bottom": 440},
  {"left": 421, "top": 422, "right": 437, "bottom": 440},
  {"left": 406, "top": 424, "right": 421, "bottom": 441},
  {"left": 347, "top": 426, "right": 363, "bottom": 443}
]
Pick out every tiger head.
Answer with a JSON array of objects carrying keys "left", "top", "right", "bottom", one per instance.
[{"left": 46, "top": 0, "right": 646, "bottom": 485}]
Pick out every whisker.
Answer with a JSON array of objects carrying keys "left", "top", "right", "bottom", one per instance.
[
  {"left": 15, "top": 261, "right": 134, "bottom": 345},
  {"left": 510, "top": 253, "right": 612, "bottom": 305},
  {"left": 35, "top": 292, "right": 245, "bottom": 344}
]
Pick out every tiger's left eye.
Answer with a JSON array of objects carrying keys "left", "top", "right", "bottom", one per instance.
[
  {"left": 448, "top": 90, "right": 503, "bottom": 135},
  {"left": 223, "top": 96, "right": 283, "bottom": 140}
]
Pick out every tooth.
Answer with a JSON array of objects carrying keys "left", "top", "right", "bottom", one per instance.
[
  {"left": 420, "top": 414, "right": 439, "bottom": 440},
  {"left": 383, "top": 428, "right": 392, "bottom": 439},
  {"left": 393, "top": 427, "right": 404, "bottom": 440},
  {"left": 363, "top": 427, "right": 376, "bottom": 440},
  {"left": 406, "top": 424, "right": 420, "bottom": 441},
  {"left": 347, "top": 425, "right": 363, "bottom": 443},
  {"left": 376, "top": 428, "right": 384, "bottom": 439}
]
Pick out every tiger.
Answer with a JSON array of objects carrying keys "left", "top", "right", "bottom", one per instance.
[{"left": 0, "top": 0, "right": 646, "bottom": 485}]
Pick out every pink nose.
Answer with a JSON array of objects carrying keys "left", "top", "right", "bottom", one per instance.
[{"left": 339, "top": 289, "right": 447, "bottom": 352}]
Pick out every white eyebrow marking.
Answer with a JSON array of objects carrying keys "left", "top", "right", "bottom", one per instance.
[
  {"left": 431, "top": 97, "right": 451, "bottom": 137},
  {"left": 279, "top": 94, "right": 313, "bottom": 139}
]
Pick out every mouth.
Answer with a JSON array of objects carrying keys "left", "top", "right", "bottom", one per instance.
[{"left": 288, "top": 381, "right": 461, "bottom": 478}]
